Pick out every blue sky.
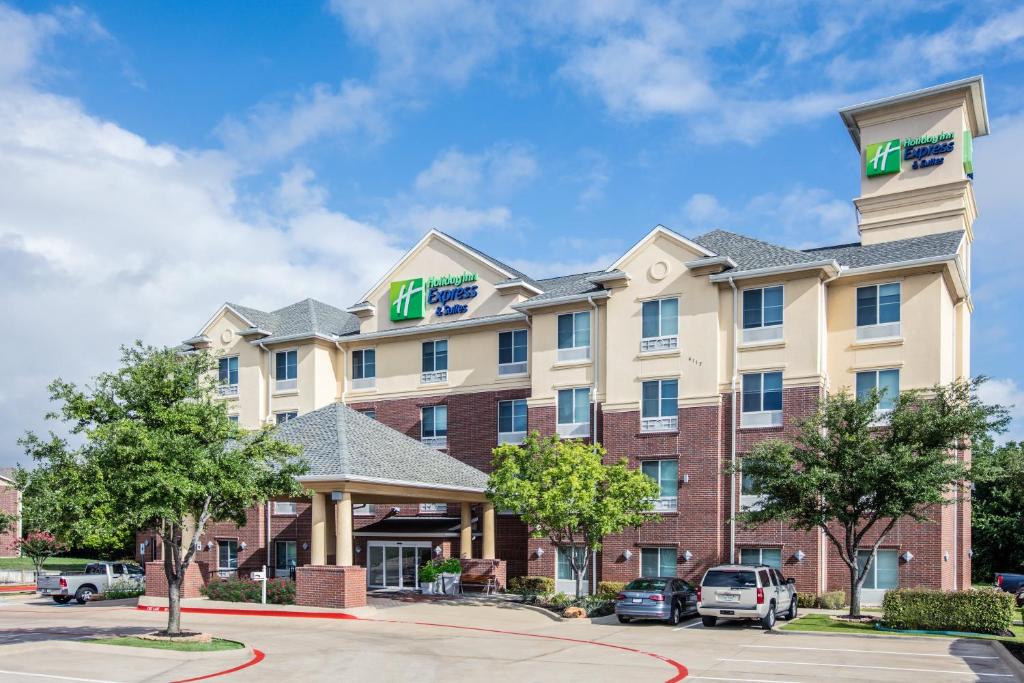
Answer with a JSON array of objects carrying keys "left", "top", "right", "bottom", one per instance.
[{"left": 2, "top": 1, "right": 1024, "bottom": 466}]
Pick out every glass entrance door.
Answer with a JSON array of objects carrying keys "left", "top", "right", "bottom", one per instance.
[{"left": 367, "top": 543, "right": 431, "bottom": 588}]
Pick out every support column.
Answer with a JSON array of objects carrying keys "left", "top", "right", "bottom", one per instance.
[
  {"left": 482, "top": 502, "right": 495, "bottom": 560},
  {"left": 311, "top": 492, "right": 326, "bottom": 566},
  {"left": 460, "top": 502, "right": 473, "bottom": 559},
  {"left": 336, "top": 491, "right": 353, "bottom": 567}
]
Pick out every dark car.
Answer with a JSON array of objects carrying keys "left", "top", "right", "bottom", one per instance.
[
  {"left": 614, "top": 577, "right": 698, "bottom": 625},
  {"left": 995, "top": 572, "right": 1024, "bottom": 594}
]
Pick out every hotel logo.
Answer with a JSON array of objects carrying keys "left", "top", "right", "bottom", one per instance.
[
  {"left": 865, "top": 138, "right": 902, "bottom": 177},
  {"left": 389, "top": 278, "right": 425, "bottom": 321}
]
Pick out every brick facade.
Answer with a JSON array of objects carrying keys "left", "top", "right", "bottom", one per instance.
[
  {"left": 295, "top": 565, "right": 367, "bottom": 608},
  {"left": 144, "top": 560, "right": 210, "bottom": 599},
  {"left": 0, "top": 475, "right": 19, "bottom": 558}
]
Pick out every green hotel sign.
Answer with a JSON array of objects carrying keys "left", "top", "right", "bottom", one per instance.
[
  {"left": 865, "top": 138, "right": 902, "bottom": 177},
  {"left": 389, "top": 278, "right": 425, "bottom": 321},
  {"left": 865, "top": 130, "right": 971, "bottom": 178},
  {"left": 389, "top": 271, "right": 479, "bottom": 321}
]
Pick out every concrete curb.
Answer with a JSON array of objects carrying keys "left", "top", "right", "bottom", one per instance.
[
  {"left": 992, "top": 641, "right": 1024, "bottom": 681},
  {"left": 0, "top": 639, "right": 253, "bottom": 661},
  {"left": 516, "top": 603, "right": 564, "bottom": 622}
]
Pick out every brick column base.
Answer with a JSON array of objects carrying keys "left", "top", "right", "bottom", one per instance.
[
  {"left": 459, "top": 558, "right": 507, "bottom": 592},
  {"left": 295, "top": 565, "right": 367, "bottom": 608},
  {"left": 144, "top": 561, "right": 209, "bottom": 598}
]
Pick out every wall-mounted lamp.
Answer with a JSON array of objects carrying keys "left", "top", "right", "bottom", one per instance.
[
  {"left": 901, "top": 551, "right": 914, "bottom": 563},
  {"left": 682, "top": 550, "right": 693, "bottom": 562},
  {"left": 239, "top": 541, "right": 247, "bottom": 550},
  {"left": 943, "top": 551, "right": 949, "bottom": 562},
  {"left": 206, "top": 541, "right": 215, "bottom": 550},
  {"left": 682, "top": 473, "right": 690, "bottom": 484},
  {"left": 355, "top": 545, "right": 362, "bottom": 555},
  {"left": 434, "top": 546, "right": 443, "bottom": 556},
  {"left": 535, "top": 547, "right": 545, "bottom": 558},
  {"left": 968, "top": 548, "right": 974, "bottom": 558},
  {"left": 623, "top": 549, "right": 633, "bottom": 560},
  {"left": 794, "top": 550, "right": 806, "bottom": 562},
  {"left": 302, "top": 542, "right": 309, "bottom": 551},
  {"left": 390, "top": 506, "right": 401, "bottom": 514}
]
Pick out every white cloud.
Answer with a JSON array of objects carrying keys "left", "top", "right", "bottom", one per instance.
[
  {"left": 413, "top": 144, "right": 537, "bottom": 200},
  {"left": 395, "top": 204, "right": 511, "bottom": 237},
  {"left": 976, "top": 378, "right": 1024, "bottom": 444}
]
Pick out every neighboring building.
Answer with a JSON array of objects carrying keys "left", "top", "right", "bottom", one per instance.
[
  {"left": 0, "top": 468, "right": 22, "bottom": 558},
  {"left": 142, "top": 77, "right": 986, "bottom": 600}
]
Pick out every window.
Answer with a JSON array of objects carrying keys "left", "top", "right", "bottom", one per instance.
[
  {"left": 641, "top": 379, "right": 678, "bottom": 432},
  {"left": 557, "top": 311, "right": 591, "bottom": 362},
  {"left": 856, "top": 283, "right": 901, "bottom": 340},
  {"left": 556, "top": 387, "right": 590, "bottom": 438},
  {"left": 354, "top": 503, "right": 376, "bottom": 517},
  {"left": 740, "top": 470, "right": 764, "bottom": 511},
  {"left": 498, "top": 329, "right": 528, "bottom": 375},
  {"left": 641, "top": 460, "right": 678, "bottom": 512},
  {"left": 273, "top": 501, "right": 297, "bottom": 515},
  {"left": 556, "top": 546, "right": 588, "bottom": 581},
  {"left": 419, "top": 503, "right": 447, "bottom": 514},
  {"left": 856, "top": 549, "right": 898, "bottom": 590},
  {"left": 217, "top": 540, "right": 238, "bottom": 572},
  {"left": 274, "top": 540, "right": 296, "bottom": 578},
  {"left": 359, "top": 409, "right": 376, "bottom": 420},
  {"left": 421, "top": 340, "right": 448, "bottom": 383},
  {"left": 352, "top": 349, "right": 376, "bottom": 390},
  {"left": 228, "top": 415, "right": 239, "bottom": 424},
  {"left": 275, "top": 411, "right": 297, "bottom": 424},
  {"left": 856, "top": 369, "right": 900, "bottom": 411},
  {"left": 498, "top": 399, "right": 527, "bottom": 444},
  {"left": 641, "top": 298, "right": 679, "bottom": 352},
  {"left": 741, "top": 371, "right": 783, "bottom": 427},
  {"left": 217, "top": 356, "right": 238, "bottom": 396},
  {"left": 275, "top": 350, "right": 298, "bottom": 391},
  {"left": 640, "top": 547, "right": 677, "bottom": 578},
  {"left": 421, "top": 405, "right": 448, "bottom": 448},
  {"left": 740, "top": 548, "right": 781, "bottom": 569},
  {"left": 742, "top": 286, "right": 784, "bottom": 343}
]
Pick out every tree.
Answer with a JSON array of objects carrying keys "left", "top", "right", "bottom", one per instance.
[
  {"left": 0, "top": 511, "right": 14, "bottom": 538},
  {"left": 16, "top": 531, "right": 67, "bottom": 576},
  {"left": 20, "top": 343, "right": 307, "bottom": 635},
  {"left": 970, "top": 437, "right": 1024, "bottom": 582},
  {"left": 488, "top": 433, "right": 659, "bottom": 597},
  {"left": 737, "top": 378, "right": 1006, "bottom": 618}
]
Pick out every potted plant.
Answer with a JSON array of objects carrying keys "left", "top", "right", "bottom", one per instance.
[
  {"left": 437, "top": 557, "right": 462, "bottom": 594},
  {"left": 419, "top": 561, "right": 440, "bottom": 595}
]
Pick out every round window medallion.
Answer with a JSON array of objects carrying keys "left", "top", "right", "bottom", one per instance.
[
  {"left": 649, "top": 261, "right": 669, "bottom": 281},
  {"left": 221, "top": 329, "right": 234, "bottom": 344}
]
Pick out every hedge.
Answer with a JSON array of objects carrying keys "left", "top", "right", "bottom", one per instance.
[
  {"left": 597, "top": 581, "right": 625, "bottom": 599},
  {"left": 508, "top": 576, "right": 555, "bottom": 595},
  {"left": 796, "top": 590, "right": 846, "bottom": 609},
  {"left": 202, "top": 578, "right": 296, "bottom": 605},
  {"left": 882, "top": 589, "right": 1015, "bottom": 635}
]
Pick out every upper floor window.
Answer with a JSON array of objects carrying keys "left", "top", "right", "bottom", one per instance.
[
  {"left": 498, "top": 399, "right": 528, "bottom": 444},
  {"left": 275, "top": 411, "right": 297, "bottom": 424},
  {"left": 740, "top": 470, "right": 765, "bottom": 511},
  {"left": 358, "top": 409, "right": 376, "bottom": 420},
  {"left": 640, "top": 547, "right": 677, "bottom": 578},
  {"left": 856, "top": 368, "right": 899, "bottom": 412},
  {"left": 741, "top": 371, "right": 783, "bottom": 427},
  {"left": 228, "top": 415, "right": 239, "bottom": 425},
  {"left": 641, "top": 298, "right": 679, "bottom": 352},
  {"left": 557, "top": 311, "right": 591, "bottom": 362},
  {"left": 641, "top": 460, "right": 678, "bottom": 512},
  {"left": 740, "top": 547, "right": 781, "bottom": 569},
  {"left": 556, "top": 387, "right": 590, "bottom": 438},
  {"left": 421, "top": 340, "right": 448, "bottom": 384},
  {"left": 498, "top": 329, "right": 528, "bottom": 375},
  {"left": 641, "top": 379, "right": 678, "bottom": 432},
  {"left": 273, "top": 501, "right": 297, "bottom": 515},
  {"left": 421, "top": 405, "right": 448, "bottom": 449},
  {"left": 354, "top": 503, "right": 376, "bottom": 517},
  {"left": 352, "top": 349, "right": 376, "bottom": 390},
  {"left": 218, "top": 356, "right": 239, "bottom": 396},
  {"left": 856, "top": 283, "right": 901, "bottom": 340},
  {"left": 742, "top": 286, "right": 783, "bottom": 343},
  {"left": 419, "top": 503, "right": 447, "bottom": 514},
  {"left": 275, "top": 350, "right": 298, "bottom": 392}
]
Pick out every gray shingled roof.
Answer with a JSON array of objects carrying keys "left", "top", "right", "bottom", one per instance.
[
  {"left": 524, "top": 271, "right": 606, "bottom": 302},
  {"left": 224, "top": 298, "right": 360, "bottom": 343},
  {"left": 276, "top": 402, "right": 488, "bottom": 490},
  {"left": 438, "top": 230, "right": 540, "bottom": 289},
  {"left": 802, "top": 230, "right": 964, "bottom": 269},
  {"left": 692, "top": 229, "right": 824, "bottom": 272}
]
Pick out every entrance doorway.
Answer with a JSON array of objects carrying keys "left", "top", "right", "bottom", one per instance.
[{"left": 367, "top": 541, "right": 433, "bottom": 589}]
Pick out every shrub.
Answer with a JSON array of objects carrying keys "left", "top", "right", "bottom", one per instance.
[
  {"left": 597, "top": 581, "right": 625, "bottom": 599},
  {"left": 549, "top": 592, "right": 573, "bottom": 608},
  {"left": 882, "top": 589, "right": 1015, "bottom": 635},
  {"left": 796, "top": 592, "right": 817, "bottom": 608},
  {"left": 202, "top": 578, "right": 296, "bottom": 605},
  {"left": 105, "top": 578, "right": 145, "bottom": 600},
  {"left": 419, "top": 561, "right": 440, "bottom": 583},
  {"left": 438, "top": 557, "right": 462, "bottom": 574},
  {"left": 508, "top": 576, "right": 555, "bottom": 596},
  {"left": 818, "top": 590, "right": 846, "bottom": 610}
]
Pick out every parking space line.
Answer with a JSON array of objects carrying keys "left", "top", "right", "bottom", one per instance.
[
  {"left": 721, "top": 657, "right": 1014, "bottom": 677},
  {"left": 743, "top": 644, "right": 999, "bottom": 659},
  {"left": 0, "top": 670, "right": 123, "bottom": 683},
  {"left": 672, "top": 619, "right": 703, "bottom": 630}
]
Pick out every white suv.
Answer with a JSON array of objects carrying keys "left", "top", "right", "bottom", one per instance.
[{"left": 697, "top": 564, "right": 797, "bottom": 630}]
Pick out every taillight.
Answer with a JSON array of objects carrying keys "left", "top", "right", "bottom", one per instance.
[
  {"left": 997, "top": 575, "right": 1004, "bottom": 586},
  {"left": 756, "top": 587, "right": 764, "bottom": 604},
  {"left": 696, "top": 587, "right": 701, "bottom": 603},
  {"left": 649, "top": 594, "right": 665, "bottom": 602},
  {"left": 59, "top": 578, "right": 67, "bottom": 589},
  {"left": 615, "top": 593, "right": 626, "bottom": 601}
]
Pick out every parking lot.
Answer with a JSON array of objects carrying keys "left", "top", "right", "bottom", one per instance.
[{"left": 0, "top": 592, "right": 1019, "bottom": 682}]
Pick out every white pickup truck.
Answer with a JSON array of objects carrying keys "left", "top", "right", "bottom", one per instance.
[{"left": 36, "top": 562, "right": 144, "bottom": 604}]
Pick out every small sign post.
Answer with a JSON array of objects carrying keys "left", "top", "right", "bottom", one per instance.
[{"left": 251, "top": 566, "right": 267, "bottom": 604}]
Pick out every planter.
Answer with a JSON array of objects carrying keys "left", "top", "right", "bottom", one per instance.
[
  {"left": 438, "top": 573, "right": 461, "bottom": 595},
  {"left": 420, "top": 581, "right": 438, "bottom": 595}
]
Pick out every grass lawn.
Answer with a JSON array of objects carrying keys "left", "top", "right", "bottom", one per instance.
[
  {"left": 88, "top": 637, "right": 244, "bottom": 652},
  {"left": 0, "top": 557, "right": 95, "bottom": 572},
  {"left": 782, "top": 613, "right": 1024, "bottom": 643}
]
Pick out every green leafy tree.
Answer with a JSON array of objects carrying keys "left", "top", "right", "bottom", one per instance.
[
  {"left": 20, "top": 343, "right": 307, "bottom": 635},
  {"left": 488, "top": 433, "right": 659, "bottom": 597},
  {"left": 0, "top": 511, "right": 14, "bottom": 538},
  {"left": 16, "top": 531, "right": 67, "bottom": 576},
  {"left": 970, "top": 436, "right": 1024, "bottom": 582},
  {"left": 737, "top": 378, "right": 1006, "bottom": 618}
]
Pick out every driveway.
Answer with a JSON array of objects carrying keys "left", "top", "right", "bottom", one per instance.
[{"left": 0, "top": 593, "right": 1018, "bottom": 682}]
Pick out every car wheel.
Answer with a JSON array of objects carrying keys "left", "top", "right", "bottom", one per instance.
[
  {"left": 669, "top": 603, "right": 681, "bottom": 625},
  {"left": 785, "top": 597, "right": 797, "bottom": 620},
  {"left": 617, "top": 615, "right": 631, "bottom": 624},
  {"left": 75, "top": 585, "right": 96, "bottom": 605},
  {"left": 52, "top": 596, "right": 72, "bottom": 604},
  {"left": 701, "top": 615, "right": 717, "bottom": 627},
  {"left": 761, "top": 603, "right": 776, "bottom": 630}
]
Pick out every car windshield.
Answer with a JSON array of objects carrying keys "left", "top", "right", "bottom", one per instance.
[
  {"left": 625, "top": 579, "right": 666, "bottom": 591},
  {"left": 702, "top": 570, "right": 757, "bottom": 588}
]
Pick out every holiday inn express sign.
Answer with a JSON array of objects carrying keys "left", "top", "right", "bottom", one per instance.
[
  {"left": 865, "top": 130, "right": 967, "bottom": 177},
  {"left": 389, "top": 272, "right": 479, "bottom": 321}
]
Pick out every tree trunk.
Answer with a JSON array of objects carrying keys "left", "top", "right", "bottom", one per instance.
[
  {"left": 167, "top": 578, "right": 181, "bottom": 635},
  {"left": 848, "top": 561, "right": 861, "bottom": 618}
]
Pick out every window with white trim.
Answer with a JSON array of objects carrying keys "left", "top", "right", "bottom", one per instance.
[
  {"left": 640, "top": 547, "right": 677, "bottom": 578},
  {"left": 498, "top": 399, "right": 527, "bottom": 444},
  {"left": 217, "top": 356, "right": 239, "bottom": 396},
  {"left": 740, "top": 547, "right": 781, "bottom": 568},
  {"left": 556, "top": 387, "right": 590, "bottom": 438},
  {"left": 358, "top": 409, "right": 376, "bottom": 420},
  {"left": 421, "top": 340, "right": 448, "bottom": 383},
  {"left": 742, "top": 286, "right": 783, "bottom": 343},
  {"left": 641, "top": 379, "right": 678, "bottom": 432},
  {"left": 498, "top": 329, "right": 528, "bottom": 375},
  {"left": 217, "top": 540, "right": 238, "bottom": 571},
  {"left": 421, "top": 405, "right": 448, "bottom": 448},
  {"left": 556, "top": 311, "right": 591, "bottom": 362},
  {"left": 273, "top": 501, "right": 297, "bottom": 515},
  {"left": 275, "top": 411, "right": 298, "bottom": 424},
  {"left": 856, "top": 549, "right": 898, "bottom": 590},
  {"left": 354, "top": 503, "right": 376, "bottom": 517},
  {"left": 741, "top": 371, "right": 783, "bottom": 427},
  {"left": 856, "top": 283, "right": 901, "bottom": 340},
  {"left": 856, "top": 369, "right": 899, "bottom": 412},
  {"left": 641, "top": 298, "right": 678, "bottom": 352},
  {"left": 740, "top": 469, "right": 765, "bottom": 511},
  {"left": 275, "top": 350, "right": 298, "bottom": 392},
  {"left": 641, "top": 460, "right": 678, "bottom": 512},
  {"left": 419, "top": 503, "right": 447, "bottom": 514},
  {"left": 228, "top": 415, "right": 239, "bottom": 424},
  {"left": 352, "top": 349, "right": 376, "bottom": 389}
]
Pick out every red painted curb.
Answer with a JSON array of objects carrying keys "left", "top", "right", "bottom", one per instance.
[
  {"left": 170, "top": 649, "right": 265, "bottom": 683},
  {"left": 0, "top": 584, "right": 34, "bottom": 593}
]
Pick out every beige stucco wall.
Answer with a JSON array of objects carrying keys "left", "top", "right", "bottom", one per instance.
[
  {"left": 529, "top": 301, "right": 603, "bottom": 408},
  {"left": 202, "top": 308, "right": 267, "bottom": 428}
]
